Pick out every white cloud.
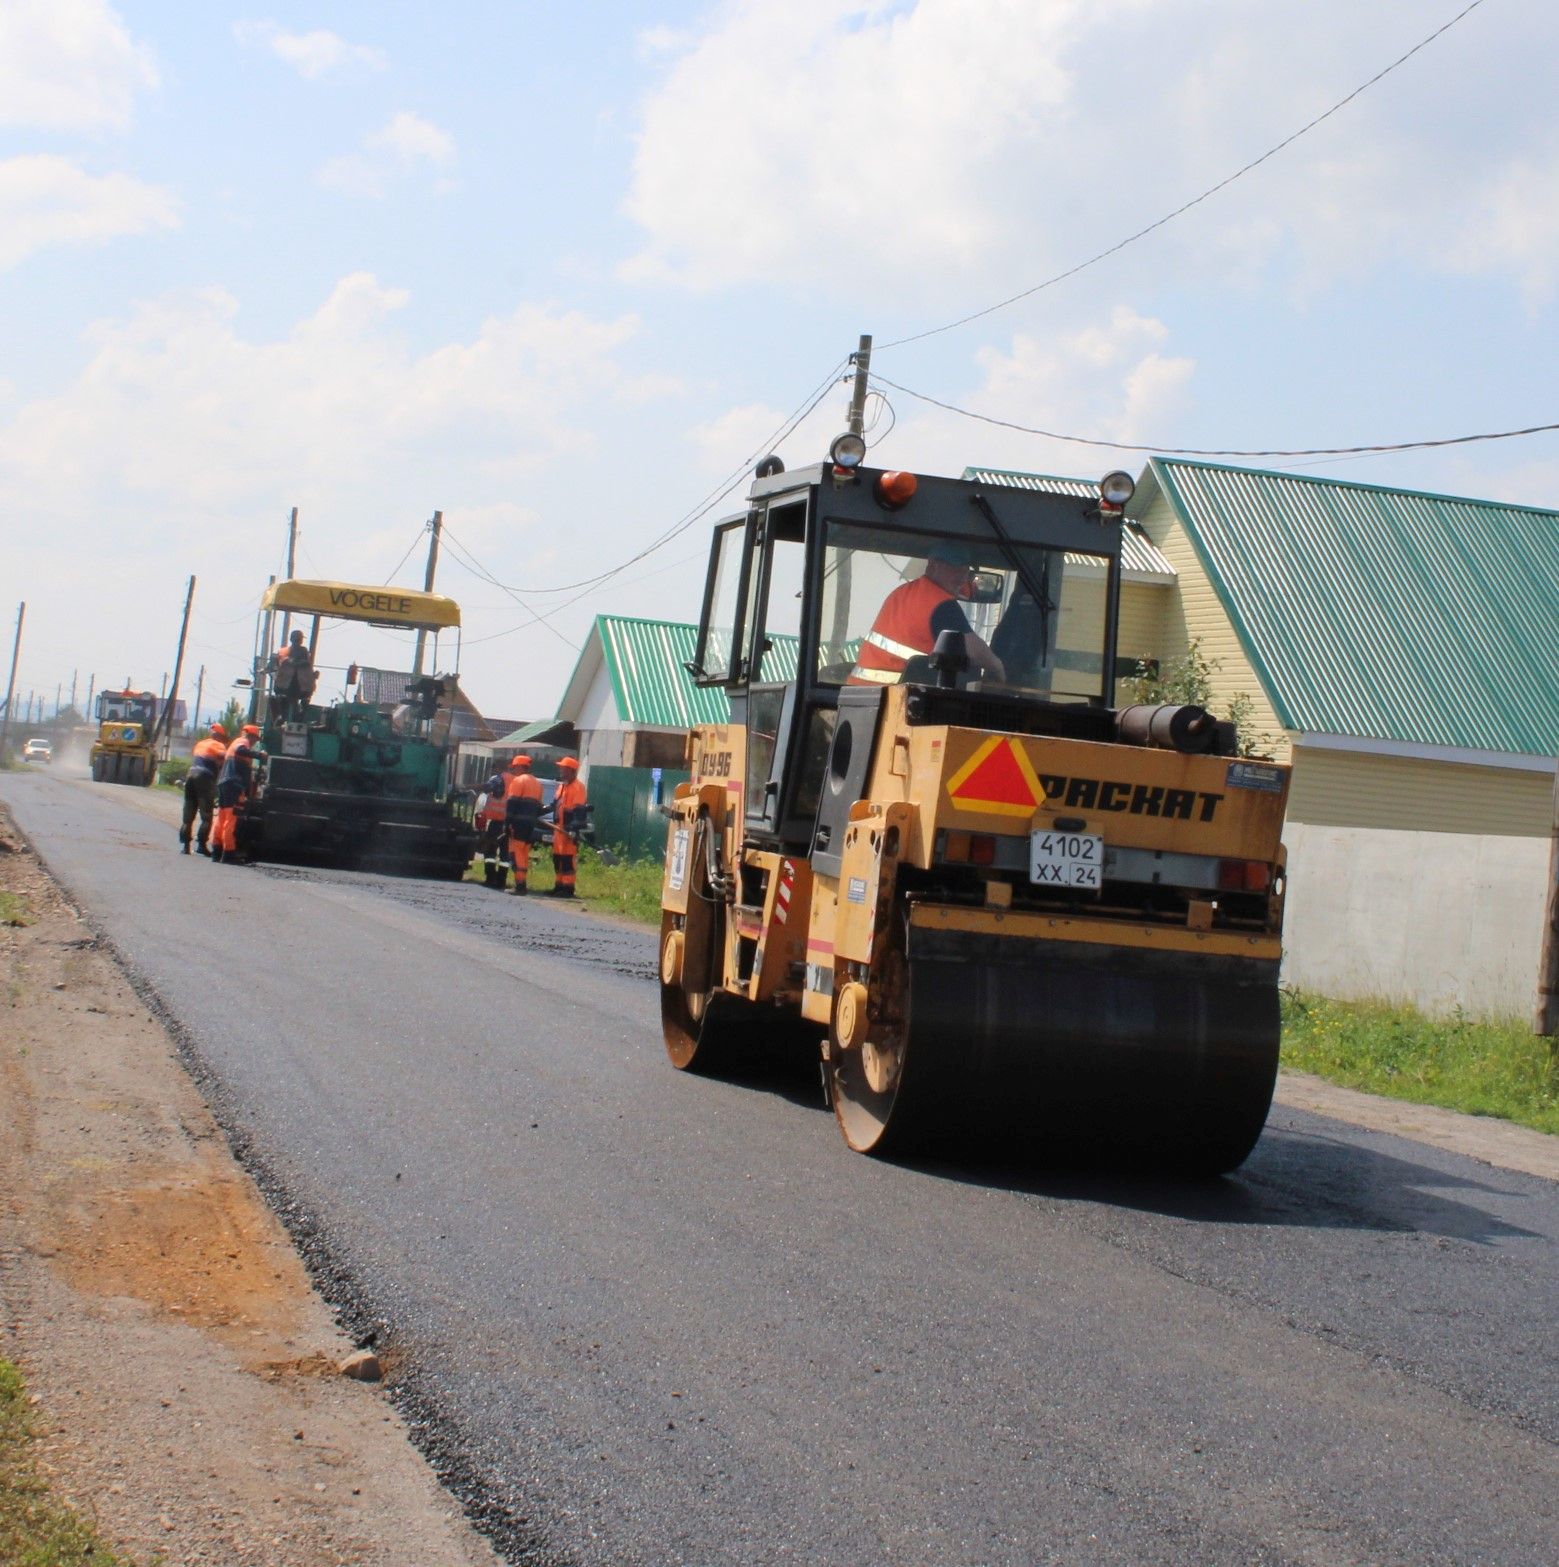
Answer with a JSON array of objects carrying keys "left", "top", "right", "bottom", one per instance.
[
  {"left": 0, "top": 274, "right": 663, "bottom": 512},
  {"left": 622, "top": 0, "right": 1559, "bottom": 303},
  {"left": 0, "top": 0, "right": 158, "bottom": 130},
  {"left": 317, "top": 111, "right": 457, "bottom": 197},
  {"left": 0, "top": 154, "right": 178, "bottom": 271},
  {"left": 368, "top": 111, "right": 456, "bottom": 168},
  {"left": 0, "top": 277, "right": 680, "bottom": 710},
  {"left": 233, "top": 20, "right": 386, "bottom": 79},
  {"left": 873, "top": 306, "right": 1195, "bottom": 480}
]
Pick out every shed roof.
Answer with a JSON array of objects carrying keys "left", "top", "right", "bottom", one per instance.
[
  {"left": 962, "top": 467, "right": 1176, "bottom": 581},
  {"left": 556, "top": 615, "right": 800, "bottom": 731},
  {"left": 1139, "top": 458, "right": 1559, "bottom": 759}
]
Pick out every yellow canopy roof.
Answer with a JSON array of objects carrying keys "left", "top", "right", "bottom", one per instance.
[{"left": 261, "top": 579, "right": 461, "bottom": 631}]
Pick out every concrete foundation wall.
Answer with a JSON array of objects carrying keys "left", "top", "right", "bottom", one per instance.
[{"left": 1281, "top": 821, "right": 1548, "bottom": 1020}]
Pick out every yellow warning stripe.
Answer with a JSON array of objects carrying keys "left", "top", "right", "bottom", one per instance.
[{"left": 908, "top": 902, "right": 1280, "bottom": 960}]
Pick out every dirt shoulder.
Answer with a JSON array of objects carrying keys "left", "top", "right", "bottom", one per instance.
[{"left": 0, "top": 804, "right": 501, "bottom": 1567}]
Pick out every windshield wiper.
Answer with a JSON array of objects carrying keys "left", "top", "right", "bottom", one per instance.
[{"left": 970, "top": 491, "right": 1052, "bottom": 654}]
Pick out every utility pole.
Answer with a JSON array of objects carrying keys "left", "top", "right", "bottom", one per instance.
[
  {"left": 85, "top": 673, "right": 96, "bottom": 724},
  {"left": 156, "top": 576, "right": 196, "bottom": 759},
  {"left": 412, "top": 510, "right": 443, "bottom": 677},
  {"left": 1537, "top": 761, "right": 1559, "bottom": 1042},
  {"left": 280, "top": 506, "right": 299, "bottom": 645},
  {"left": 54, "top": 683, "right": 62, "bottom": 719},
  {"left": 69, "top": 668, "right": 78, "bottom": 718},
  {"left": 191, "top": 664, "right": 205, "bottom": 734},
  {"left": 846, "top": 334, "right": 873, "bottom": 436},
  {"left": 0, "top": 602, "right": 23, "bottom": 761}
]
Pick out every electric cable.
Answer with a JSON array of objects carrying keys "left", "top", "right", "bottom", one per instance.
[
  {"left": 868, "top": 370, "right": 1559, "bottom": 459},
  {"left": 877, "top": 0, "right": 1490, "bottom": 351},
  {"left": 381, "top": 523, "right": 428, "bottom": 586},
  {"left": 457, "top": 357, "right": 850, "bottom": 602}
]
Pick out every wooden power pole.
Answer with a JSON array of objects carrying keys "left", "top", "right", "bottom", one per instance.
[
  {"left": 0, "top": 602, "right": 23, "bottom": 761},
  {"left": 412, "top": 510, "right": 443, "bottom": 677}
]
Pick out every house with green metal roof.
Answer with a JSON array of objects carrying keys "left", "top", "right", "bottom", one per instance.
[
  {"left": 555, "top": 615, "right": 799, "bottom": 772},
  {"left": 977, "top": 459, "right": 1557, "bottom": 1019}
]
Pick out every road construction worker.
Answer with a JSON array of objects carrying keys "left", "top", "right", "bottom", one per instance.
[
  {"left": 269, "top": 629, "right": 317, "bottom": 723},
  {"left": 848, "top": 541, "right": 1004, "bottom": 687},
  {"left": 179, "top": 722, "right": 228, "bottom": 856},
  {"left": 502, "top": 754, "right": 544, "bottom": 895},
  {"left": 474, "top": 767, "right": 509, "bottom": 887},
  {"left": 550, "top": 757, "right": 588, "bottom": 898},
  {"left": 212, "top": 723, "right": 261, "bottom": 864}
]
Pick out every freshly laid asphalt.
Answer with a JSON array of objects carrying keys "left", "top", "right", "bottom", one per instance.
[{"left": 4, "top": 767, "right": 1556, "bottom": 1567}]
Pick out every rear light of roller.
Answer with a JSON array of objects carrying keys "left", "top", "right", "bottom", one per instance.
[
  {"left": 942, "top": 830, "right": 997, "bottom": 866},
  {"left": 1217, "top": 859, "right": 1272, "bottom": 892}
]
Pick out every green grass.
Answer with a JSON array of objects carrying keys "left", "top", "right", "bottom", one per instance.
[
  {"left": 462, "top": 844, "right": 664, "bottom": 923},
  {"left": 0, "top": 1359, "right": 143, "bottom": 1566},
  {"left": 1281, "top": 990, "right": 1559, "bottom": 1136},
  {"left": 0, "top": 891, "right": 31, "bottom": 928}
]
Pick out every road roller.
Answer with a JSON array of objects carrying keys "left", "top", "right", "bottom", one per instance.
[{"left": 658, "top": 444, "right": 1290, "bottom": 1171}]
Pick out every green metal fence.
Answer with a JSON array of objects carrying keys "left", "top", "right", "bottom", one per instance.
[{"left": 588, "top": 765, "right": 688, "bottom": 861}]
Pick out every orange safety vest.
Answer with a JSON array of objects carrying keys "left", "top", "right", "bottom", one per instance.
[
  {"left": 505, "top": 772, "right": 544, "bottom": 805},
  {"left": 191, "top": 737, "right": 227, "bottom": 766},
  {"left": 848, "top": 576, "right": 955, "bottom": 685},
  {"left": 554, "top": 778, "right": 587, "bottom": 839}
]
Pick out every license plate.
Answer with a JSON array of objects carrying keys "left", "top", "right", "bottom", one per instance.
[{"left": 1030, "top": 830, "right": 1103, "bottom": 889}]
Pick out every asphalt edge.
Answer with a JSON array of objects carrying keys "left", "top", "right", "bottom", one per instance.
[{"left": 2, "top": 800, "right": 571, "bottom": 1567}]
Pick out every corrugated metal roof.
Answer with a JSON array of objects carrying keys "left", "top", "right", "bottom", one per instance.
[
  {"left": 1148, "top": 458, "right": 1559, "bottom": 758},
  {"left": 963, "top": 466, "right": 1176, "bottom": 581},
  {"left": 595, "top": 616, "right": 801, "bottom": 729}
]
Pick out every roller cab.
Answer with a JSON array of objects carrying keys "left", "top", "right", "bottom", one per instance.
[{"left": 659, "top": 458, "right": 1290, "bottom": 1170}]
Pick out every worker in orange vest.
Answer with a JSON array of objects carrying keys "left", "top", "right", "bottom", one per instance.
[
  {"left": 474, "top": 765, "right": 510, "bottom": 887},
  {"left": 270, "top": 629, "right": 317, "bottom": 723},
  {"left": 549, "top": 757, "right": 588, "bottom": 898},
  {"left": 211, "top": 724, "right": 262, "bottom": 864},
  {"left": 502, "top": 754, "right": 544, "bottom": 895},
  {"left": 848, "top": 542, "right": 1004, "bottom": 686},
  {"left": 179, "top": 722, "right": 228, "bottom": 856}
]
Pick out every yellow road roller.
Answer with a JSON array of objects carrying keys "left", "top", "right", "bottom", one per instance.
[{"left": 658, "top": 448, "right": 1290, "bottom": 1171}]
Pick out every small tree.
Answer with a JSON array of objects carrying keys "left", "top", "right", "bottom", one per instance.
[
  {"left": 216, "top": 697, "right": 244, "bottom": 736},
  {"left": 1130, "top": 639, "right": 1274, "bottom": 758}
]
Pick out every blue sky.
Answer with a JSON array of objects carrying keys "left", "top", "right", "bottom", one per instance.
[{"left": 2, "top": 0, "right": 1554, "bottom": 722}]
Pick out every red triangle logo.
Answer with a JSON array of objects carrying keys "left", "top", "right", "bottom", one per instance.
[{"left": 950, "top": 739, "right": 1039, "bottom": 808}]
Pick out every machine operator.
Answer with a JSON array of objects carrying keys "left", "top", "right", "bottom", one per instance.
[
  {"left": 848, "top": 542, "right": 1004, "bottom": 686},
  {"left": 270, "top": 629, "right": 318, "bottom": 723}
]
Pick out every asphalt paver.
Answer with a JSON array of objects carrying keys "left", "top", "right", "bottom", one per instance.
[{"left": 4, "top": 768, "right": 1555, "bottom": 1567}]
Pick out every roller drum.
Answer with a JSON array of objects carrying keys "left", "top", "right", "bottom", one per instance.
[{"left": 834, "top": 929, "right": 1279, "bottom": 1173}]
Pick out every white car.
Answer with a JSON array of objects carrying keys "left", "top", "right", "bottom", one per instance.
[{"left": 22, "top": 737, "right": 52, "bottom": 763}]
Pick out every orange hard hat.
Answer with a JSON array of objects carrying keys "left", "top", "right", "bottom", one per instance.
[
  {"left": 209, "top": 723, "right": 227, "bottom": 739},
  {"left": 241, "top": 723, "right": 261, "bottom": 738},
  {"left": 558, "top": 756, "right": 579, "bottom": 770},
  {"left": 508, "top": 754, "right": 531, "bottom": 769}
]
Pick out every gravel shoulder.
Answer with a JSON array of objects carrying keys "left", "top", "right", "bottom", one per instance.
[{"left": 0, "top": 800, "right": 501, "bottom": 1567}]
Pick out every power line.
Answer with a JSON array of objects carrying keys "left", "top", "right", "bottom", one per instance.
[
  {"left": 868, "top": 371, "right": 1559, "bottom": 459},
  {"left": 461, "top": 358, "right": 849, "bottom": 602},
  {"left": 439, "top": 527, "right": 581, "bottom": 652},
  {"left": 878, "top": 0, "right": 1490, "bottom": 352},
  {"left": 451, "top": 360, "right": 850, "bottom": 655},
  {"left": 381, "top": 523, "right": 429, "bottom": 586}
]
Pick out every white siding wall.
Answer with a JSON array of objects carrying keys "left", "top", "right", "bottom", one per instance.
[
  {"left": 1281, "top": 820, "right": 1549, "bottom": 1020},
  {"left": 576, "top": 663, "right": 625, "bottom": 774}
]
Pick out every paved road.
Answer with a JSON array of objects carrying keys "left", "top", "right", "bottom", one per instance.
[{"left": 5, "top": 768, "right": 1556, "bottom": 1567}]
